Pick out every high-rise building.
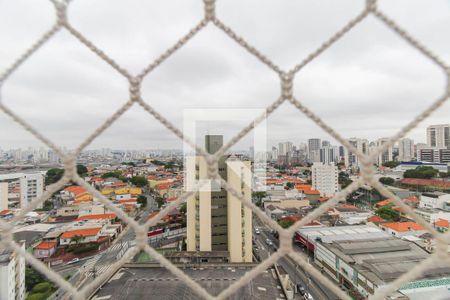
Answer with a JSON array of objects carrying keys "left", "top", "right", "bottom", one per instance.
[
  {"left": 427, "top": 124, "right": 450, "bottom": 148},
  {"left": 376, "top": 138, "right": 394, "bottom": 166},
  {"left": 398, "top": 138, "right": 415, "bottom": 162},
  {"left": 308, "top": 138, "right": 321, "bottom": 162},
  {"left": 311, "top": 162, "right": 338, "bottom": 197},
  {"left": 320, "top": 146, "right": 339, "bottom": 165},
  {"left": 186, "top": 135, "right": 252, "bottom": 263},
  {"left": 278, "top": 142, "right": 293, "bottom": 156},
  {"left": 343, "top": 138, "right": 369, "bottom": 168},
  {"left": 321, "top": 140, "right": 330, "bottom": 147},
  {"left": 0, "top": 242, "right": 25, "bottom": 300}
]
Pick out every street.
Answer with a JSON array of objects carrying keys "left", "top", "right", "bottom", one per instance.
[{"left": 253, "top": 218, "right": 339, "bottom": 300}]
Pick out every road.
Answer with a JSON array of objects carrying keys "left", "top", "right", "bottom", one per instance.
[{"left": 254, "top": 218, "right": 339, "bottom": 300}]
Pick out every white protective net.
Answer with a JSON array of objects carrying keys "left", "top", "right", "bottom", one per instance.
[{"left": 0, "top": 0, "right": 449, "bottom": 299}]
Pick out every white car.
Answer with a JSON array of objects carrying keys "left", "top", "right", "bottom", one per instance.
[
  {"left": 66, "top": 258, "right": 79, "bottom": 265},
  {"left": 255, "top": 229, "right": 260, "bottom": 234},
  {"left": 304, "top": 293, "right": 314, "bottom": 300}
]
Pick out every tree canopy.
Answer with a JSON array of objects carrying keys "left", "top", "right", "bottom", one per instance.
[
  {"left": 137, "top": 195, "right": 147, "bottom": 207},
  {"left": 403, "top": 166, "right": 438, "bottom": 179},
  {"left": 338, "top": 172, "right": 353, "bottom": 189},
  {"left": 375, "top": 206, "right": 400, "bottom": 222},
  {"left": 382, "top": 161, "right": 400, "bottom": 168},
  {"left": 130, "top": 176, "right": 148, "bottom": 187},
  {"left": 45, "top": 168, "right": 64, "bottom": 185},
  {"left": 379, "top": 177, "right": 395, "bottom": 186},
  {"left": 279, "top": 219, "right": 295, "bottom": 229}
]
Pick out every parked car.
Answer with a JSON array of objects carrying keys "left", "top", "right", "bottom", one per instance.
[
  {"left": 265, "top": 239, "right": 273, "bottom": 246},
  {"left": 296, "top": 284, "right": 306, "bottom": 296},
  {"left": 255, "top": 228, "right": 260, "bottom": 235}
]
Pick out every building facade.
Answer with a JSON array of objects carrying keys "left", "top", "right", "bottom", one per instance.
[
  {"left": 398, "top": 138, "right": 415, "bottom": 161},
  {"left": 0, "top": 242, "right": 25, "bottom": 300},
  {"left": 308, "top": 138, "right": 321, "bottom": 163},
  {"left": 0, "top": 173, "right": 44, "bottom": 209},
  {"left": 427, "top": 124, "right": 450, "bottom": 148},
  {"left": 186, "top": 136, "right": 252, "bottom": 263},
  {"left": 311, "top": 162, "right": 338, "bottom": 197}
]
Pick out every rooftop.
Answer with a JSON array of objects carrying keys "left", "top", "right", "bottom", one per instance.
[{"left": 94, "top": 266, "right": 282, "bottom": 300}]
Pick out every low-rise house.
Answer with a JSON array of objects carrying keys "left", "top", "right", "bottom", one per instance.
[
  {"left": 380, "top": 221, "right": 427, "bottom": 237},
  {"left": 33, "top": 241, "right": 57, "bottom": 259},
  {"left": 59, "top": 228, "right": 103, "bottom": 245},
  {"left": 413, "top": 208, "right": 450, "bottom": 224}
]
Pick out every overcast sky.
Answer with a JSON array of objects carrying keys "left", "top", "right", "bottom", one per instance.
[{"left": 0, "top": 0, "right": 449, "bottom": 152}]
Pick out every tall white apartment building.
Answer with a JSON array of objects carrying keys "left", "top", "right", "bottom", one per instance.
[
  {"left": 427, "top": 124, "right": 450, "bottom": 148},
  {"left": 186, "top": 136, "right": 252, "bottom": 263},
  {"left": 0, "top": 173, "right": 44, "bottom": 209},
  {"left": 343, "top": 138, "right": 369, "bottom": 168},
  {"left": 0, "top": 242, "right": 25, "bottom": 300},
  {"left": 376, "top": 138, "right": 394, "bottom": 165},
  {"left": 308, "top": 138, "right": 321, "bottom": 162},
  {"left": 398, "top": 138, "right": 415, "bottom": 161},
  {"left": 312, "top": 162, "right": 338, "bottom": 197}
]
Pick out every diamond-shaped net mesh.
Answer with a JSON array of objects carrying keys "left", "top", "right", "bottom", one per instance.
[{"left": 1, "top": 0, "right": 449, "bottom": 299}]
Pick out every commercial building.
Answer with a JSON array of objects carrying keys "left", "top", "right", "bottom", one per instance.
[
  {"left": 311, "top": 162, "right": 338, "bottom": 197},
  {"left": 419, "top": 192, "right": 450, "bottom": 210},
  {"left": 0, "top": 173, "right": 44, "bottom": 209},
  {"left": 0, "top": 182, "right": 8, "bottom": 211},
  {"left": 0, "top": 242, "right": 25, "bottom": 300},
  {"left": 398, "top": 138, "right": 415, "bottom": 161},
  {"left": 186, "top": 135, "right": 252, "bottom": 263},
  {"left": 427, "top": 124, "right": 450, "bottom": 148},
  {"left": 315, "top": 235, "right": 450, "bottom": 299}
]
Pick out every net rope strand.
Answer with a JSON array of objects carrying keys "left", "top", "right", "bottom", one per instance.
[{"left": 0, "top": 0, "right": 449, "bottom": 299}]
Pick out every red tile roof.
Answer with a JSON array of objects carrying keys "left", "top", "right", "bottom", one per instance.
[
  {"left": 367, "top": 215, "right": 386, "bottom": 223},
  {"left": 382, "top": 222, "right": 425, "bottom": 232},
  {"left": 0, "top": 209, "right": 11, "bottom": 215},
  {"left": 435, "top": 219, "right": 449, "bottom": 228},
  {"left": 375, "top": 199, "right": 394, "bottom": 207},
  {"left": 34, "top": 241, "right": 57, "bottom": 250},
  {"left": 147, "top": 211, "right": 159, "bottom": 221},
  {"left": 65, "top": 186, "right": 87, "bottom": 196},
  {"left": 75, "top": 214, "right": 117, "bottom": 221},
  {"left": 61, "top": 228, "right": 101, "bottom": 239},
  {"left": 400, "top": 178, "right": 450, "bottom": 189}
]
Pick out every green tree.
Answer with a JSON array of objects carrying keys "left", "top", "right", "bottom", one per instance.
[
  {"left": 439, "top": 172, "right": 450, "bottom": 178},
  {"left": 31, "top": 282, "right": 52, "bottom": 294},
  {"left": 285, "top": 182, "right": 295, "bottom": 190},
  {"left": 25, "top": 266, "right": 46, "bottom": 291},
  {"left": 252, "top": 191, "right": 267, "bottom": 207},
  {"left": 76, "top": 164, "right": 88, "bottom": 176},
  {"left": 42, "top": 200, "right": 54, "bottom": 211},
  {"left": 70, "top": 235, "right": 82, "bottom": 246},
  {"left": 382, "top": 161, "right": 400, "bottom": 168},
  {"left": 179, "top": 202, "right": 187, "bottom": 214},
  {"left": 339, "top": 172, "right": 353, "bottom": 189},
  {"left": 279, "top": 219, "right": 295, "bottom": 229},
  {"left": 130, "top": 176, "right": 148, "bottom": 187},
  {"left": 404, "top": 166, "right": 438, "bottom": 179},
  {"left": 375, "top": 206, "right": 400, "bottom": 222},
  {"left": 45, "top": 168, "right": 64, "bottom": 185},
  {"left": 101, "top": 171, "right": 127, "bottom": 181},
  {"left": 137, "top": 195, "right": 147, "bottom": 207},
  {"left": 379, "top": 177, "right": 395, "bottom": 186}
]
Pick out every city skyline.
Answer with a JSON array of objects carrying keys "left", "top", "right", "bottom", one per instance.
[{"left": 1, "top": 1, "right": 449, "bottom": 149}]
